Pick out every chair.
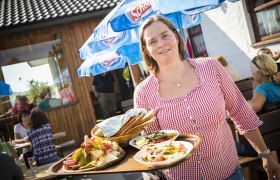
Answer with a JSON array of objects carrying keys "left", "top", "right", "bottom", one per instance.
[
  {"left": 236, "top": 108, "right": 280, "bottom": 179},
  {"left": 121, "top": 99, "right": 134, "bottom": 113}
]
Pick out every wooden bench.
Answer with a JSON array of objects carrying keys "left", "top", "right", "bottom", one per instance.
[
  {"left": 56, "top": 140, "right": 76, "bottom": 157},
  {"left": 236, "top": 108, "right": 280, "bottom": 179},
  {"left": 53, "top": 131, "right": 76, "bottom": 157},
  {"left": 235, "top": 77, "right": 253, "bottom": 100}
]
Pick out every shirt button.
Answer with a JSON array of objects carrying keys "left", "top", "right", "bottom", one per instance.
[
  {"left": 189, "top": 116, "right": 193, "bottom": 120},
  {"left": 186, "top": 106, "right": 190, "bottom": 109},
  {"left": 184, "top": 99, "right": 187, "bottom": 102}
]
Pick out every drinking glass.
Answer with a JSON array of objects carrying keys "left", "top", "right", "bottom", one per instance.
[{"left": 27, "top": 156, "right": 37, "bottom": 176}]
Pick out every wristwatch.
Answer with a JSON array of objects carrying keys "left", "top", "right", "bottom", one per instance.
[{"left": 258, "top": 148, "right": 271, "bottom": 158}]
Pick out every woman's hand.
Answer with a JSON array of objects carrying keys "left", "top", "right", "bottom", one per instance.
[
  {"left": 23, "top": 136, "right": 29, "bottom": 143},
  {"left": 262, "top": 155, "right": 280, "bottom": 180}
]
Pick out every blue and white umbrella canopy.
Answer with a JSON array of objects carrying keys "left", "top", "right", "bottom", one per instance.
[
  {"left": 0, "top": 80, "right": 13, "bottom": 97},
  {"left": 78, "top": 0, "right": 238, "bottom": 77}
]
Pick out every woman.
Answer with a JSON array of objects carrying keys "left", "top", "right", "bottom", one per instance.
[
  {"left": 134, "top": 15, "right": 280, "bottom": 179},
  {"left": 23, "top": 109, "right": 60, "bottom": 166},
  {"left": 248, "top": 54, "right": 280, "bottom": 112},
  {"left": 11, "top": 96, "right": 32, "bottom": 116},
  {"left": 14, "top": 109, "right": 31, "bottom": 154},
  {"left": 59, "top": 83, "right": 75, "bottom": 105},
  {"left": 38, "top": 87, "right": 52, "bottom": 109}
]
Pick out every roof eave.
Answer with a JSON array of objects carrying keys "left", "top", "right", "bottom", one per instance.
[{"left": 0, "top": 9, "right": 111, "bottom": 36}]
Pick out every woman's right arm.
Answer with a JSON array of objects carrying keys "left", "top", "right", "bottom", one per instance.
[
  {"left": 247, "top": 92, "right": 266, "bottom": 112},
  {"left": 14, "top": 133, "right": 26, "bottom": 144}
]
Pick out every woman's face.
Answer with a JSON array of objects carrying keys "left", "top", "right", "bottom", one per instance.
[
  {"left": 22, "top": 114, "right": 30, "bottom": 125},
  {"left": 143, "top": 21, "right": 179, "bottom": 65},
  {"left": 250, "top": 64, "right": 262, "bottom": 83}
]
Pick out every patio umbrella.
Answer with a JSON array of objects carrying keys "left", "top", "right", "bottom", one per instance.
[
  {"left": 78, "top": 0, "right": 238, "bottom": 77},
  {"left": 0, "top": 80, "right": 13, "bottom": 97}
]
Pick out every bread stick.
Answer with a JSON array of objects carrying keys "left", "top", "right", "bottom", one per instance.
[
  {"left": 120, "top": 114, "right": 144, "bottom": 135},
  {"left": 91, "top": 126, "right": 98, "bottom": 137},
  {"left": 135, "top": 109, "right": 155, "bottom": 126},
  {"left": 125, "top": 117, "right": 156, "bottom": 135},
  {"left": 114, "top": 115, "right": 137, "bottom": 136},
  {"left": 118, "top": 115, "right": 143, "bottom": 136},
  {"left": 94, "top": 128, "right": 104, "bottom": 137}
]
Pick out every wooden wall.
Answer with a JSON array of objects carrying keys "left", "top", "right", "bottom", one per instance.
[
  {"left": 0, "top": 17, "right": 105, "bottom": 146},
  {"left": 0, "top": 16, "right": 144, "bottom": 146}
]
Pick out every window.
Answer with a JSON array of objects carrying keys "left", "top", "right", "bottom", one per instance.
[
  {"left": 187, "top": 25, "right": 208, "bottom": 57},
  {"left": 247, "top": 0, "right": 280, "bottom": 43},
  {"left": 0, "top": 36, "right": 75, "bottom": 116}
]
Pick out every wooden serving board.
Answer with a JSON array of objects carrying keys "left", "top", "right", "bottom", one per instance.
[{"left": 48, "top": 133, "right": 203, "bottom": 175}]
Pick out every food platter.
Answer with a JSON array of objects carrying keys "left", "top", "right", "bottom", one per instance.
[
  {"left": 61, "top": 148, "right": 126, "bottom": 173},
  {"left": 48, "top": 134, "right": 203, "bottom": 175},
  {"left": 134, "top": 141, "right": 193, "bottom": 168},
  {"left": 129, "top": 130, "right": 179, "bottom": 149}
]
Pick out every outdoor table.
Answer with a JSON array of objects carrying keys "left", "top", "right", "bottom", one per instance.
[
  {"left": 13, "top": 132, "right": 66, "bottom": 151},
  {"left": 13, "top": 142, "right": 31, "bottom": 150},
  {"left": 48, "top": 134, "right": 202, "bottom": 176}
]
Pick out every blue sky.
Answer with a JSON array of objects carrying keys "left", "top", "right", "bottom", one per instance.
[{"left": 1, "top": 60, "right": 54, "bottom": 93}]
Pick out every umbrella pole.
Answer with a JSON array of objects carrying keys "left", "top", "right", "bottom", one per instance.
[{"left": 127, "top": 61, "right": 137, "bottom": 88}]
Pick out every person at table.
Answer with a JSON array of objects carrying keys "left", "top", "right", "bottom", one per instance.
[
  {"left": 0, "top": 152, "right": 23, "bottom": 180},
  {"left": 214, "top": 55, "right": 241, "bottom": 81},
  {"left": 11, "top": 96, "right": 33, "bottom": 116},
  {"left": 248, "top": 54, "right": 280, "bottom": 112},
  {"left": 38, "top": 87, "right": 52, "bottom": 109},
  {"left": 59, "top": 83, "right": 75, "bottom": 105},
  {"left": 258, "top": 47, "right": 280, "bottom": 61},
  {"left": 38, "top": 87, "right": 61, "bottom": 109},
  {"left": 14, "top": 109, "right": 31, "bottom": 154},
  {"left": 23, "top": 109, "right": 60, "bottom": 166},
  {"left": 134, "top": 15, "right": 280, "bottom": 179}
]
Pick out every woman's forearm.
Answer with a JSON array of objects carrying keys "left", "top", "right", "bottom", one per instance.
[{"left": 243, "top": 128, "right": 269, "bottom": 155}]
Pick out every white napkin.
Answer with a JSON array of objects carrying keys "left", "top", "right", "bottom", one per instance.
[{"left": 96, "top": 108, "right": 147, "bottom": 137}]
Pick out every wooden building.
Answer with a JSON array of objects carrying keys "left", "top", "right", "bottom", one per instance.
[{"left": 0, "top": 0, "right": 143, "bottom": 145}]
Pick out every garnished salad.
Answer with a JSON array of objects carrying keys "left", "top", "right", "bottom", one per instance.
[
  {"left": 63, "top": 135, "right": 122, "bottom": 171},
  {"left": 134, "top": 131, "right": 178, "bottom": 148},
  {"left": 142, "top": 142, "right": 187, "bottom": 162}
]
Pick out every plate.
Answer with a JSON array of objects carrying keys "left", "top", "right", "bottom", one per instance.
[
  {"left": 134, "top": 141, "right": 193, "bottom": 168},
  {"left": 61, "top": 148, "right": 126, "bottom": 173},
  {"left": 129, "top": 130, "right": 179, "bottom": 149}
]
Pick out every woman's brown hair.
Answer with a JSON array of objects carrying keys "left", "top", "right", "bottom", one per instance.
[
  {"left": 139, "top": 15, "right": 186, "bottom": 73},
  {"left": 30, "top": 109, "right": 49, "bottom": 129}
]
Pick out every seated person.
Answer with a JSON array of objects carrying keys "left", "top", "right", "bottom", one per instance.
[
  {"left": 236, "top": 54, "right": 280, "bottom": 156},
  {"left": 11, "top": 96, "right": 31, "bottom": 116},
  {"left": 38, "top": 87, "right": 61, "bottom": 109},
  {"left": 38, "top": 87, "right": 51, "bottom": 109},
  {"left": 248, "top": 54, "right": 280, "bottom": 112},
  {"left": 14, "top": 110, "right": 31, "bottom": 154},
  {"left": 23, "top": 109, "right": 60, "bottom": 166},
  {"left": 215, "top": 55, "right": 241, "bottom": 81},
  {"left": 59, "top": 83, "right": 75, "bottom": 105},
  {"left": 0, "top": 153, "right": 23, "bottom": 180}
]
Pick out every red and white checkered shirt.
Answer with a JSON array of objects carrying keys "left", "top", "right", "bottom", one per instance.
[{"left": 134, "top": 58, "right": 262, "bottom": 180}]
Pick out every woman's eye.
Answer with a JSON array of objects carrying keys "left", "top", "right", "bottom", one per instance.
[
  {"left": 162, "top": 34, "right": 169, "bottom": 38},
  {"left": 149, "top": 40, "right": 156, "bottom": 46}
]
